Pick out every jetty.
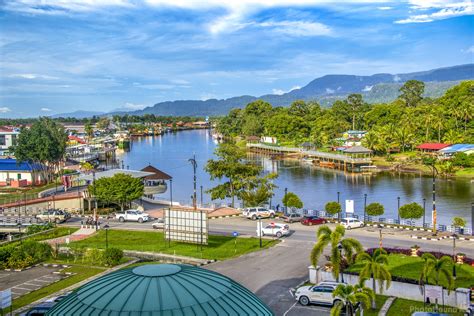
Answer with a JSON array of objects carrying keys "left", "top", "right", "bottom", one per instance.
[{"left": 247, "top": 143, "right": 373, "bottom": 172}]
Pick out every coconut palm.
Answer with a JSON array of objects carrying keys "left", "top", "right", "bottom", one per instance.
[
  {"left": 419, "top": 253, "right": 454, "bottom": 310},
  {"left": 311, "top": 225, "right": 363, "bottom": 281},
  {"left": 330, "top": 283, "right": 373, "bottom": 316},
  {"left": 356, "top": 248, "right": 392, "bottom": 309}
]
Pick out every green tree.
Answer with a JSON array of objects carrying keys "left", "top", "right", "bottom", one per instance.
[
  {"left": 11, "top": 117, "right": 68, "bottom": 183},
  {"left": 365, "top": 202, "right": 384, "bottom": 217},
  {"left": 288, "top": 100, "right": 310, "bottom": 117},
  {"left": 419, "top": 253, "right": 454, "bottom": 310},
  {"left": 96, "top": 117, "right": 110, "bottom": 130},
  {"left": 205, "top": 142, "right": 261, "bottom": 207},
  {"left": 398, "top": 202, "right": 424, "bottom": 221},
  {"left": 241, "top": 115, "right": 263, "bottom": 136},
  {"left": 88, "top": 173, "right": 144, "bottom": 212},
  {"left": 399, "top": 80, "right": 425, "bottom": 107},
  {"left": 330, "top": 283, "right": 373, "bottom": 316},
  {"left": 347, "top": 93, "right": 364, "bottom": 130},
  {"left": 325, "top": 201, "right": 342, "bottom": 217},
  {"left": 282, "top": 192, "right": 303, "bottom": 209},
  {"left": 452, "top": 217, "right": 466, "bottom": 229},
  {"left": 356, "top": 248, "right": 391, "bottom": 308},
  {"left": 85, "top": 121, "right": 94, "bottom": 140},
  {"left": 310, "top": 225, "right": 362, "bottom": 280},
  {"left": 240, "top": 173, "right": 278, "bottom": 207}
]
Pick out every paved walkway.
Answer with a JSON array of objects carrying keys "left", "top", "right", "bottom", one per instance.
[
  {"left": 379, "top": 296, "right": 396, "bottom": 316},
  {"left": 44, "top": 227, "right": 96, "bottom": 245}
]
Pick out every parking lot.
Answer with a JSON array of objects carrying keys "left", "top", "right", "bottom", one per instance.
[{"left": 0, "top": 265, "right": 70, "bottom": 299}]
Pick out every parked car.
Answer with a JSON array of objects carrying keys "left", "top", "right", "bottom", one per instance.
[
  {"left": 340, "top": 217, "right": 364, "bottom": 230},
  {"left": 300, "top": 216, "right": 326, "bottom": 226},
  {"left": 21, "top": 292, "right": 71, "bottom": 316},
  {"left": 295, "top": 282, "right": 342, "bottom": 306},
  {"left": 36, "top": 210, "right": 70, "bottom": 223},
  {"left": 283, "top": 213, "right": 303, "bottom": 223},
  {"left": 115, "top": 209, "right": 149, "bottom": 223},
  {"left": 244, "top": 207, "right": 275, "bottom": 220},
  {"left": 257, "top": 223, "right": 290, "bottom": 238},
  {"left": 152, "top": 218, "right": 165, "bottom": 229}
]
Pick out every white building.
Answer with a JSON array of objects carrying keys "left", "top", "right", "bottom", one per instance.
[{"left": 0, "top": 127, "right": 20, "bottom": 156}]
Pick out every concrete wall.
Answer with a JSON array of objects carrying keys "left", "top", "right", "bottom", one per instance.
[{"left": 308, "top": 266, "right": 471, "bottom": 309}]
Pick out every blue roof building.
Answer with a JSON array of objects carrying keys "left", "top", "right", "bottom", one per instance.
[
  {"left": 439, "top": 144, "right": 474, "bottom": 156},
  {"left": 0, "top": 159, "right": 44, "bottom": 186}
]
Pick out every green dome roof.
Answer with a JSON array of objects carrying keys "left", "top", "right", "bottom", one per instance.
[{"left": 47, "top": 264, "right": 273, "bottom": 316}]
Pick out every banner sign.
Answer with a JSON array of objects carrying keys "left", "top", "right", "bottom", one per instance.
[
  {"left": 0, "top": 289, "right": 12, "bottom": 309},
  {"left": 425, "top": 285, "right": 443, "bottom": 300},
  {"left": 165, "top": 209, "right": 208, "bottom": 245},
  {"left": 345, "top": 200, "right": 354, "bottom": 214}
]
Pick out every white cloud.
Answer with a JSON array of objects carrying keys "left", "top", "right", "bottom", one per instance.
[
  {"left": 122, "top": 102, "right": 146, "bottom": 110},
  {"left": 272, "top": 85, "right": 301, "bottom": 95},
  {"left": 3, "top": 0, "right": 132, "bottom": 15},
  {"left": 41, "top": 107, "right": 52, "bottom": 112},
  {"left": 362, "top": 85, "right": 373, "bottom": 91},
  {"left": 9, "top": 73, "right": 59, "bottom": 80},
  {"left": 393, "top": 75, "right": 401, "bottom": 82},
  {"left": 200, "top": 93, "right": 217, "bottom": 101},
  {"left": 135, "top": 83, "right": 176, "bottom": 90},
  {"left": 0, "top": 107, "right": 12, "bottom": 113},
  {"left": 259, "top": 20, "right": 331, "bottom": 36},
  {"left": 462, "top": 45, "right": 474, "bottom": 53},
  {"left": 396, "top": 1, "right": 473, "bottom": 23},
  {"left": 326, "top": 88, "right": 335, "bottom": 94},
  {"left": 377, "top": 6, "right": 392, "bottom": 10}
]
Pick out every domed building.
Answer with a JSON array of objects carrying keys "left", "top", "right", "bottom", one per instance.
[{"left": 47, "top": 264, "right": 273, "bottom": 315}]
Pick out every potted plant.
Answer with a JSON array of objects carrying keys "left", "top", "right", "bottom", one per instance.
[
  {"left": 410, "top": 245, "right": 420, "bottom": 257},
  {"left": 456, "top": 253, "right": 465, "bottom": 264}
]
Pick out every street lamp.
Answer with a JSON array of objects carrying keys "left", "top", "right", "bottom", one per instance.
[
  {"left": 363, "top": 194, "right": 367, "bottom": 224},
  {"left": 337, "top": 191, "right": 341, "bottom": 222},
  {"left": 426, "top": 164, "right": 439, "bottom": 235},
  {"left": 92, "top": 171, "right": 97, "bottom": 231},
  {"left": 397, "top": 197, "right": 400, "bottom": 224},
  {"left": 378, "top": 224, "right": 383, "bottom": 249},
  {"left": 104, "top": 224, "right": 109, "bottom": 249},
  {"left": 337, "top": 242, "right": 344, "bottom": 283},
  {"left": 284, "top": 188, "right": 288, "bottom": 214},
  {"left": 423, "top": 198, "right": 426, "bottom": 228},
  {"left": 17, "top": 222, "right": 22, "bottom": 244},
  {"left": 200, "top": 185, "right": 203, "bottom": 207},
  {"left": 452, "top": 233, "right": 457, "bottom": 279},
  {"left": 188, "top": 154, "right": 197, "bottom": 210},
  {"left": 258, "top": 215, "right": 262, "bottom": 248}
]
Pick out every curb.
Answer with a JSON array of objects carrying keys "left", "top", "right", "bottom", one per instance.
[
  {"left": 411, "top": 235, "right": 474, "bottom": 242},
  {"left": 208, "top": 214, "right": 241, "bottom": 219},
  {"left": 378, "top": 296, "right": 396, "bottom": 316}
]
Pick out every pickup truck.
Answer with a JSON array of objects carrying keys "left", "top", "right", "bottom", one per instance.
[
  {"left": 115, "top": 209, "right": 150, "bottom": 223},
  {"left": 243, "top": 207, "right": 275, "bottom": 220}
]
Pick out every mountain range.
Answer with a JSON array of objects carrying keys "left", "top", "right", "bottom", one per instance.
[{"left": 55, "top": 64, "right": 474, "bottom": 118}]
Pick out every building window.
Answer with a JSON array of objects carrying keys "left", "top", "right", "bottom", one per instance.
[
  {"left": 12, "top": 135, "right": 17, "bottom": 146},
  {"left": 0, "top": 135, "right": 5, "bottom": 146}
]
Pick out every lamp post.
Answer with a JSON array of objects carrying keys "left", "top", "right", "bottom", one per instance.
[
  {"left": 189, "top": 154, "right": 197, "bottom": 211},
  {"left": 363, "top": 193, "right": 367, "bottom": 224},
  {"left": 426, "top": 164, "right": 439, "bottom": 235},
  {"left": 423, "top": 198, "right": 426, "bottom": 228},
  {"left": 337, "top": 242, "right": 344, "bottom": 283},
  {"left": 17, "top": 222, "right": 22, "bottom": 244},
  {"left": 378, "top": 224, "right": 383, "bottom": 249},
  {"left": 258, "top": 215, "right": 262, "bottom": 248},
  {"left": 104, "top": 224, "right": 109, "bottom": 249},
  {"left": 337, "top": 191, "right": 341, "bottom": 222},
  {"left": 200, "top": 185, "right": 203, "bottom": 207},
  {"left": 92, "top": 171, "right": 97, "bottom": 231},
  {"left": 284, "top": 187, "right": 288, "bottom": 214},
  {"left": 452, "top": 233, "right": 457, "bottom": 279},
  {"left": 23, "top": 192, "right": 27, "bottom": 216},
  {"left": 397, "top": 196, "right": 400, "bottom": 224}
]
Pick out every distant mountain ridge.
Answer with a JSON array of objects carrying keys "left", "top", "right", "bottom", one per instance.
[
  {"left": 56, "top": 64, "right": 474, "bottom": 118},
  {"left": 51, "top": 110, "right": 105, "bottom": 119}
]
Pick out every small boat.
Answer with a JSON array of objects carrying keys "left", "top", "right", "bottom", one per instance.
[{"left": 302, "top": 157, "right": 314, "bottom": 164}]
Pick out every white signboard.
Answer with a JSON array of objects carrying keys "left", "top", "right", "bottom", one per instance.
[
  {"left": 261, "top": 136, "right": 277, "bottom": 144},
  {"left": 345, "top": 200, "right": 354, "bottom": 214},
  {"left": 165, "top": 209, "right": 208, "bottom": 245},
  {"left": 0, "top": 289, "right": 12, "bottom": 309},
  {"left": 425, "top": 285, "right": 443, "bottom": 300}
]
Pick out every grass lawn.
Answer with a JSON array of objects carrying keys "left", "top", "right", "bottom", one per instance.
[
  {"left": 347, "top": 253, "right": 474, "bottom": 289},
  {"left": 71, "top": 229, "right": 278, "bottom": 260},
  {"left": 387, "top": 297, "right": 464, "bottom": 316},
  {"left": 455, "top": 167, "right": 474, "bottom": 177},
  {"left": 1, "top": 227, "right": 79, "bottom": 248},
  {"left": 0, "top": 183, "right": 57, "bottom": 202},
  {"left": 9, "top": 265, "right": 105, "bottom": 312},
  {"left": 356, "top": 295, "right": 388, "bottom": 316}
]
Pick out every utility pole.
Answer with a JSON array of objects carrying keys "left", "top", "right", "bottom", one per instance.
[
  {"left": 189, "top": 154, "right": 197, "bottom": 210},
  {"left": 363, "top": 193, "right": 367, "bottom": 224}
]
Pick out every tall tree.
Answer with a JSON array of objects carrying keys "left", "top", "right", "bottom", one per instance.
[
  {"left": 11, "top": 117, "right": 68, "bottom": 183},
  {"left": 330, "top": 283, "right": 373, "bottom": 316},
  {"left": 310, "top": 225, "right": 363, "bottom": 280},
  {"left": 356, "top": 248, "right": 392, "bottom": 308},
  {"left": 282, "top": 192, "right": 303, "bottom": 210},
  {"left": 205, "top": 142, "right": 261, "bottom": 207},
  {"left": 347, "top": 94, "right": 364, "bottom": 130},
  {"left": 239, "top": 173, "right": 278, "bottom": 207},
  {"left": 419, "top": 253, "right": 454, "bottom": 310},
  {"left": 88, "top": 173, "right": 144, "bottom": 212},
  {"left": 399, "top": 80, "right": 425, "bottom": 107}
]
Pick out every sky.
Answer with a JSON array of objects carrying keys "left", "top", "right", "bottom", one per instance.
[{"left": 0, "top": 0, "right": 473, "bottom": 118}]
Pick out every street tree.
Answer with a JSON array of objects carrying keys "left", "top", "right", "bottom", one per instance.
[
  {"left": 330, "top": 283, "right": 373, "bottom": 316},
  {"left": 399, "top": 202, "right": 424, "bottom": 221},
  {"left": 310, "top": 225, "right": 363, "bottom": 280},
  {"left": 356, "top": 248, "right": 392, "bottom": 308},
  {"left": 205, "top": 142, "right": 261, "bottom": 207},
  {"left": 419, "top": 253, "right": 454, "bottom": 310},
  {"left": 365, "top": 203, "right": 384, "bottom": 217},
  {"left": 85, "top": 121, "right": 94, "bottom": 140},
  {"left": 282, "top": 192, "right": 303, "bottom": 210},
  {"left": 452, "top": 217, "right": 466, "bottom": 229},
  {"left": 325, "top": 201, "right": 342, "bottom": 217},
  {"left": 11, "top": 117, "right": 68, "bottom": 184},
  {"left": 240, "top": 173, "right": 278, "bottom": 207},
  {"left": 88, "top": 173, "right": 144, "bottom": 212}
]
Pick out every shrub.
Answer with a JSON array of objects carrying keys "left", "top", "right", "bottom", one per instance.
[
  {"left": 84, "top": 248, "right": 104, "bottom": 265},
  {"left": 282, "top": 192, "right": 303, "bottom": 209},
  {"left": 0, "top": 246, "right": 14, "bottom": 269},
  {"left": 26, "top": 223, "right": 54, "bottom": 235},
  {"left": 325, "top": 201, "right": 342, "bottom": 215},
  {"left": 7, "top": 251, "right": 35, "bottom": 269},
  {"left": 21, "top": 240, "right": 52, "bottom": 262},
  {"left": 103, "top": 248, "right": 123, "bottom": 266},
  {"left": 452, "top": 217, "right": 466, "bottom": 228},
  {"left": 399, "top": 202, "right": 424, "bottom": 220},
  {"left": 366, "top": 202, "right": 384, "bottom": 216}
]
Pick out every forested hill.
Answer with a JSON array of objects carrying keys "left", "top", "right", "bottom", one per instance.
[{"left": 116, "top": 64, "right": 473, "bottom": 117}]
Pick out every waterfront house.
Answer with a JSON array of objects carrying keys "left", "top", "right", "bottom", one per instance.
[
  {"left": 343, "top": 130, "right": 367, "bottom": 139},
  {"left": 0, "top": 159, "right": 45, "bottom": 187},
  {"left": 0, "top": 126, "right": 20, "bottom": 156},
  {"left": 416, "top": 143, "right": 451, "bottom": 153},
  {"left": 439, "top": 144, "right": 474, "bottom": 157},
  {"left": 246, "top": 136, "right": 260, "bottom": 144}
]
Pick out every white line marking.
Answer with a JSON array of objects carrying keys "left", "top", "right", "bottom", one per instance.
[{"left": 283, "top": 301, "right": 298, "bottom": 316}]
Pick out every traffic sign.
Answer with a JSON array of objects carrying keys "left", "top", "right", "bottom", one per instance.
[
  {"left": 232, "top": 231, "right": 239, "bottom": 237},
  {"left": 0, "top": 289, "right": 12, "bottom": 309}
]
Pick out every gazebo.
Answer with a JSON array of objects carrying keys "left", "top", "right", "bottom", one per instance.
[
  {"left": 246, "top": 136, "right": 260, "bottom": 143},
  {"left": 343, "top": 145, "right": 372, "bottom": 158},
  {"left": 300, "top": 142, "right": 314, "bottom": 150},
  {"left": 47, "top": 264, "right": 274, "bottom": 315},
  {"left": 141, "top": 165, "right": 172, "bottom": 195}
]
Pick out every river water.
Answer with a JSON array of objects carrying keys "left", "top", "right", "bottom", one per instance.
[{"left": 118, "top": 129, "right": 473, "bottom": 226}]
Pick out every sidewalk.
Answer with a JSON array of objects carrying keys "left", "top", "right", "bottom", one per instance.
[{"left": 44, "top": 227, "right": 96, "bottom": 245}]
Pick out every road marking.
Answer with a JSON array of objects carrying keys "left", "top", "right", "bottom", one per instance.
[
  {"left": 13, "top": 287, "right": 33, "bottom": 291},
  {"left": 283, "top": 302, "right": 298, "bottom": 316}
]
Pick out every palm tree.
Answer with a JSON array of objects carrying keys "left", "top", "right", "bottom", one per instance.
[
  {"left": 311, "top": 225, "right": 363, "bottom": 281},
  {"left": 419, "top": 253, "right": 454, "bottom": 310},
  {"left": 330, "top": 283, "right": 373, "bottom": 316},
  {"left": 356, "top": 248, "right": 392, "bottom": 309}
]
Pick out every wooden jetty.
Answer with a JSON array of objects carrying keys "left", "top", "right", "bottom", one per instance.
[{"left": 247, "top": 143, "right": 373, "bottom": 172}]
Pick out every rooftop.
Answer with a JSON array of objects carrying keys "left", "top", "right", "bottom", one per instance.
[
  {"left": 439, "top": 144, "right": 474, "bottom": 153},
  {"left": 78, "top": 169, "right": 154, "bottom": 182},
  {"left": 47, "top": 264, "right": 273, "bottom": 316},
  {"left": 0, "top": 159, "right": 42, "bottom": 172},
  {"left": 141, "top": 165, "right": 172, "bottom": 180},
  {"left": 343, "top": 145, "right": 372, "bottom": 154},
  {"left": 416, "top": 143, "right": 451, "bottom": 150}
]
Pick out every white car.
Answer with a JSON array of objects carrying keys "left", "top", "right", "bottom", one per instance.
[
  {"left": 115, "top": 209, "right": 149, "bottom": 223},
  {"left": 244, "top": 207, "right": 276, "bottom": 220},
  {"left": 257, "top": 223, "right": 290, "bottom": 238},
  {"left": 295, "top": 282, "right": 342, "bottom": 306},
  {"left": 340, "top": 217, "right": 364, "bottom": 230},
  {"left": 152, "top": 218, "right": 165, "bottom": 229}
]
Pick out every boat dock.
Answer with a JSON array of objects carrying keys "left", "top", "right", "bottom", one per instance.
[{"left": 247, "top": 143, "right": 373, "bottom": 172}]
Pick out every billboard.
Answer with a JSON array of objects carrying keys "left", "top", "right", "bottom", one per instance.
[
  {"left": 165, "top": 208, "right": 208, "bottom": 245},
  {"left": 345, "top": 200, "right": 354, "bottom": 214}
]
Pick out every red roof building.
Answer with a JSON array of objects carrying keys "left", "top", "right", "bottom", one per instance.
[{"left": 416, "top": 143, "right": 451, "bottom": 152}]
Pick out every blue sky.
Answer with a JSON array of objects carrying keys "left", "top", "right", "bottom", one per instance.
[{"left": 0, "top": 0, "right": 473, "bottom": 118}]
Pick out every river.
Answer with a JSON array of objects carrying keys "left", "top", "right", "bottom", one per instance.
[{"left": 118, "top": 129, "right": 473, "bottom": 227}]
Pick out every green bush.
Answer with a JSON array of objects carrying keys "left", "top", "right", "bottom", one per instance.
[
  {"left": 0, "top": 246, "right": 14, "bottom": 269},
  {"left": 7, "top": 251, "right": 35, "bottom": 270},
  {"left": 399, "top": 202, "right": 424, "bottom": 220},
  {"left": 325, "top": 201, "right": 342, "bottom": 215},
  {"left": 26, "top": 223, "right": 54, "bottom": 235},
  {"left": 366, "top": 202, "right": 384, "bottom": 216},
  {"left": 21, "top": 240, "right": 52, "bottom": 262},
  {"left": 0, "top": 241, "right": 52, "bottom": 269},
  {"left": 103, "top": 248, "right": 123, "bottom": 266},
  {"left": 84, "top": 248, "right": 104, "bottom": 265}
]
